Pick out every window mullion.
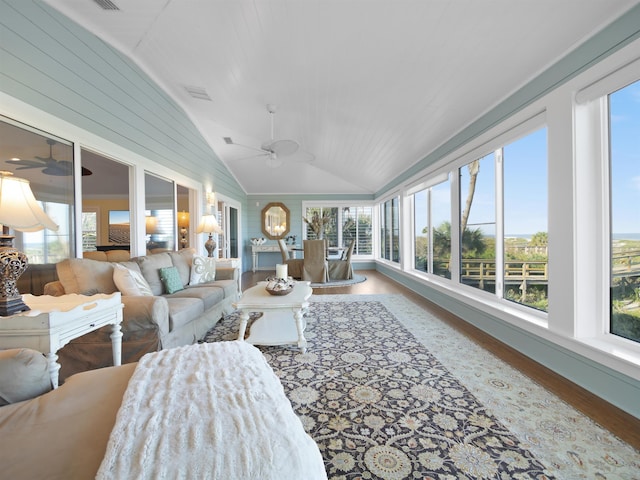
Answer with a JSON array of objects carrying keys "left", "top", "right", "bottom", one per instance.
[{"left": 495, "top": 148, "right": 505, "bottom": 299}]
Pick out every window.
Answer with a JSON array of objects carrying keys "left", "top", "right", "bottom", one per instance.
[
  {"left": 82, "top": 210, "right": 98, "bottom": 251},
  {"left": 145, "top": 173, "right": 175, "bottom": 251},
  {"left": 503, "top": 128, "right": 548, "bottom": 311},
  {"left": 1, "top": 117, "right": 75, "bottom": 264},
  {"left": 412, "top": 176, "right": 451, "bottom": 277},
  {"left": 459, "top": 153, "right": 496, "bottom": 292},
  {"left": 453, "top": 128, "right": 547, "bottom": 309},
  {"left": 609, "top": 79, "right": 640, "bottom": 344},
  {"left": 380, "top": 196, "right": 400, "bottom": 263},
  {"left": 342, "top": 206, "right": 373, "bottom": 255},
  {"left": 303, "top": 204, "right": 373, "bottom": 257}
]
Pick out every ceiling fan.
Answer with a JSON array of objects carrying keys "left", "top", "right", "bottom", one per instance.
[
  {"left": 6, "top": 139, "right": 92, "bottom": 176},
  {"left": 224, "top": 104, "right": 313, "bottom": 168}
]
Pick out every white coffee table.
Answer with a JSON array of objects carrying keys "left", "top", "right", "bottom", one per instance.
[{"left": 234, "top": 281, "right": 312, "bottom": 352}]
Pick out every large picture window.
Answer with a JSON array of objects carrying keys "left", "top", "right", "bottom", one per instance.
[
  {"left": 459, "top": 153, "right": 495, "bottom": 292},
  {"left": 303, "top": 204, "right": 373, "bottom": 257},
  {"left": 412, "top": 176, "right": 451, "bottom": 278},
  {"left": 1, "top": 117, "right": 75, "bottom": 264},
  {"left": 609, "top": 79, "right": 640, "bottom": 344},
  {"left": 503, "top": 128, "right": 548, "bottom": 311}
]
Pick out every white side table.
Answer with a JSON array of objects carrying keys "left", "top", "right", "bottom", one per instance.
[{"left": 0, "top": 293, "right": 124, "bottom": 389}]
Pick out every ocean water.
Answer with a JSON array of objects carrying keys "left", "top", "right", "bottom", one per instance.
[{"left": 612, "top": 233, "right": 640, "bottom": 241}]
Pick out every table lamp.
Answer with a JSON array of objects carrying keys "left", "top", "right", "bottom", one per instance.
[
  {"left": 177, "top": 211, "right": 190, "bottom": 248},
  {"left": 0, "top": 171, "right": 59, "bottom": 316},
  {"left": 145, "top": 215, "right": 160, "bottom": 249},
  {"left": 196, "top": 214, "right": 223, "bottom": 257}
]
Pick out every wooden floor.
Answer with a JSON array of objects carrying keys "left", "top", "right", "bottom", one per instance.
[{"left": 242, "top": 269, "right": 640, "bottom": 449}]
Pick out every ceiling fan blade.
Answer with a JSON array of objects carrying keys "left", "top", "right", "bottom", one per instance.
[
  {"left": 292, "top": 150, "right": 315, "bottom": 163},
  {"left": 6, "top": 159, "right": 46, "bottom": 168},
  {"left": 264, "top": 139, "right": 299, "bottom": 157},
  {"left": 223, "top": 137, "right": 266, "bottom": 153},
  {"left": 237, "top": 152, "right": 269, "bottom": 161}
]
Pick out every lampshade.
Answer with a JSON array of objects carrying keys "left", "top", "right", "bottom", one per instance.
[
  {"left": 196, "top": 214, "right": 223, "bottom": 234},
  {"left": 0, "top": 172, "right": 59, "bottom": 232},
  {"left": 145, "top": 216, "right": 159, "bottom": 234},
  {"left": 177, "top": 211, "right": 190, "bottom": 228},
  {"left": 0, "top": 171, "right": 58, "bottom": 316},
  {"left": 196, "top": 214, "right": 223, "bottom": 258}
]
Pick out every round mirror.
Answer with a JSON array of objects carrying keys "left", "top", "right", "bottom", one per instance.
[{"left": 261, "top": 202, "right": 290, "bottom": 240}]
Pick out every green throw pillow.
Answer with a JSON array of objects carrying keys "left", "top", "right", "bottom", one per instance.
[{"left": 159, "top": 266, "right": 184, "bottom": 294}]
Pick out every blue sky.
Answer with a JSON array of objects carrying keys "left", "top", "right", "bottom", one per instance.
[
  {"left": 416, "top": 80, "right": 640, "bottom": 240},
  {"left": 610, "top": 79, "right": 640, "bottom": 235}
]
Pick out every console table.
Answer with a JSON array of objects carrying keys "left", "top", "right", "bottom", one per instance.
[
  {"left": 251, "top": 244, "right": 299, "bottom": 272},
  {"left": 0, "top": 293, "right": 123, "bottom": 389}
]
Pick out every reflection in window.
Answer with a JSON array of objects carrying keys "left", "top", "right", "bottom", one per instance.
[
  {"left": 145, "top": 173, "right": 175, "bottom": 251},
  {"left": 609, "top": 79, "right": 640, "bottom": 344},
  {"left": 0, "top": 117, "right": 75, "bottom": 263},
  {"left": 82, "top": 210, "right": 98, "bottom": 251}
]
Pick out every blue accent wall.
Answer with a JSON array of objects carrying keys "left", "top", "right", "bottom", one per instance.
[{"left": 0, "top": 0, "right": 245, "bottom": 202}]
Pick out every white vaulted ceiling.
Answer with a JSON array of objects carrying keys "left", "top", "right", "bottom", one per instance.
[{"left": 44, "top": 0, "right": 637, "bottom": 195}]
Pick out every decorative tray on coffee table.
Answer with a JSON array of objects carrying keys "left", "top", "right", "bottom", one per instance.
[{"left": 265, "top": 277, "right": 295, "bottom": 296}]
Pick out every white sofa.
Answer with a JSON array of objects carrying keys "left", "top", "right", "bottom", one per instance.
[{"left": 44, "top": 248, "right": 239, "bottom": 380}]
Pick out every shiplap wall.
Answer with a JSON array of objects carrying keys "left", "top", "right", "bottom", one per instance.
[{"left": 0, "top": 1, "right": 244, "bottom": 201}]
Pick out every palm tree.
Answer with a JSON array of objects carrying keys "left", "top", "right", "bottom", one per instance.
[{"left": 461, "top": 159, "right": 480, "bottom": 232}]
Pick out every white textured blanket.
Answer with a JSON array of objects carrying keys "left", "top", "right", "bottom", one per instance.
[{"left": 96, "top": 341, "right": 327, "bottom": 480}]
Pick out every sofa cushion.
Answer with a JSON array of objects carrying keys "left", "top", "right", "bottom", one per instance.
[
  {"left": 168, "top": 249, "right": 195, "bottom": 286},
  {"left": 133, "top": 253, "right": 173, "bottom": 296},
  {"left": 190, "top": 255, "right": 216, "bottom": 285},
  {"left": 113, "top": 264, "right": 153, "bottom": 296},
  {"left": 159, "top": 266, "right": 184, "bottom": 294},
  {"left": 172, "top": 286, "right": 224, "bottom": 310},
  {"left": 188, "top": 279, "right": 237, "bottom": 299},
  {"left": 0, "top": 348, "right": 52, "bottom": 406},
  {"left": 56, "top": 258, "right": 117, "bottom": 295},
  {"left": 165, "top": 297, "right": 204, "bottom": 331}
]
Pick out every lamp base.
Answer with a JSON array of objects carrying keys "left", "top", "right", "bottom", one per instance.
[
  {"left": 204, "top": 235, "right": 217, "bottom": 258},
  {"left": 0, "top": 239, "right": 30, "bottom": 317}
]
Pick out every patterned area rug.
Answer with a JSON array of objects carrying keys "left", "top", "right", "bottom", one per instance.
[{"left": 203, "top": 294, "right": 640, "bottom": 479}]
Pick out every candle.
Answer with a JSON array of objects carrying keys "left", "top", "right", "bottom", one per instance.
[{"left": 276, "top": 263, "right": 288, "bottom": 280}]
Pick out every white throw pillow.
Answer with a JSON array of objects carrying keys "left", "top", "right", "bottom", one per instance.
[
  {"left": 190, "top": 255, "right": 216, "bottom": 285},
  {"left": 113, "top": 264, "right": 153, "bottom": 296}
]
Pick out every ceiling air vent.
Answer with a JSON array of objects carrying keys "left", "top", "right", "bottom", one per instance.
[
  {"left": 93, "top": 0, "right": 120, "bottom": 10},
  {"left": 184, "top": 85, "right": 212, "bottom": 101}
]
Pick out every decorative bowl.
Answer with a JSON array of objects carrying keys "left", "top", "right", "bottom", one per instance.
[{"left": 265, "top": 277, "right": 295, "bottom": 296}]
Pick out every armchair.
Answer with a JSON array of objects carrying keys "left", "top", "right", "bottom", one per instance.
[
  {"left": 328, "top": 239, "right": 355, "bottom": 280},
  {"left": 277, "top": 239, "right": 304, "bottom": 279},
  {"left": 302, "top": 239, "right": 329, "bottom": 283}
]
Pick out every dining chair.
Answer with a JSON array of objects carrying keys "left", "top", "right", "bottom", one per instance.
[
  {"left": 277, "top": 239, "right": 304, "bottom": 279},
  {"left": 328, "top": 239, "right": 355, "bottom": 280},
  {"left": 302, "top": 239, "right": 329, "bottom": 283}
]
